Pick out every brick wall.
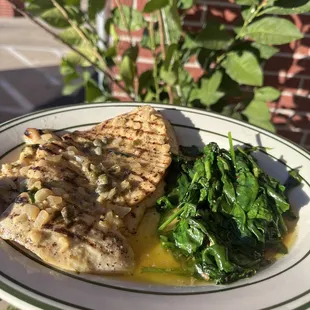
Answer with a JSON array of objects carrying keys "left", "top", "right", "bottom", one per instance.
[
  {"left": 0, "top": 0, "right": 23, "bottom": 17},
  {"left": 114, "top": 0, "right": 310, "bottom": 150},
  {"left": 1, "top": 0, "right": 310, "bottom": 149}
]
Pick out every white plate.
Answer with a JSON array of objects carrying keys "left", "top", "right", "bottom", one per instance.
[{"left": 0, "top": 103, "right": 310, "bottom": 310}]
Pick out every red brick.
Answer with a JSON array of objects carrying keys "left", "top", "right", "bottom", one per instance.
[
  {"left": 263, "top": 75, "right": 301, "bottom": 93},
  {"left": 292, "top": 95, "right": 310, "bottom": 111},
  {"left": 275, "top": 94, "right": 295, "bottom": 109},
  {"left": 276, "top": 129, "right": 303, "bottom": 144},
  {"left": 118, "top": 41, "right": 157, "bottom": 59},
  {"left": 116, "top": 28, "right": 143, "bottom": 39},
  {"left": 291, "top": 114, "right": 310, "bottom": 130},
  {"left": 271, "top": 114, "right": 290, "bottom": 126},
  {"left": 207, "top": 6, "right": 240, "bottom": 25},
  {"left": 111, "top": 82, "right": 132, "bottom": 97},
  {"left": 0, "top": 0, "right": 23, "bottom": 17},
  {"left": 138, "top": 47, "right": 153, "bottom": 59},
  {"left": 275, "top": 94, "right": 310, "bottom": 111},
  {"left": 136, "top": 0, "right": 148, "bottom": 11},
  {"left": 117, "top": 41, "right": 131, "bottom": 54},
  {"left": 302, "top": 79, "right": 310, "bottom": 92},
  {"left": 184, "top": 66, "right": 204, "bottom": 81},
  {"left": 264, "top": 56, "right": 310, "bottom": 76},
  {"left": 183, "top": 4, "right": 205, "bottom": 22},
  {"left": 280, "top": 37, "right": 310, "bottom": 56},
  {"left": 112, "top": 0, "right": 134, "bottom": 7},
  {"left": 136, "top": 62, "right": 153, "bottom": 75}
]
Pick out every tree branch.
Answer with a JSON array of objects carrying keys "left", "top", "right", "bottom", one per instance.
[
  {"left": 157, "top": 10, "right": 174, "bottom": 104},
  {"left": 160, "top": 8, "right": 184, "bottom": 106},
  {"left": 6, "top": 0, "right": 134, "bottom": 100},
  {"left": 149, "top": 19, "right": 160, "bottom": 102},
  {"left": 114, "top": 0, "right": 132, "bottom": 44},
  {"left": 50, "top": 0, "right": 107, "bottom": 67}
]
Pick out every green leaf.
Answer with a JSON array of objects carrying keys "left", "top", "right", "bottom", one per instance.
[
  {"left": 88, "top": 0, "right": 105, "bottom": 20},
  {"left": 243, "top": 17, "right": 303, "bottom": 45},
  {"left": 138, "top": 70, "right": 154, "bottom": 94},
  {"left": 141, "top": 28, "right": 161, "bottom": 49},
  {"left": 183, "top": 34, "right": 198, "bottom": 49},
  {"left": 251, "top": 42, "right": 279, "bottom": 59},
  {"left": 120, "top": 55, "right": 136, "bottom": 87},
  {"left": 60, "top": 58, "right": 79, "bottom": 83},
  {"left": 60, "top": 58, "right": 76, "bottom": 75},
  {"left": 262, "top": 0, "right": 310, "bottom": 15},
  {"left": 191, "top": 71, "right": 224, "bottom": 106},
  {"left": 112, "top": 6, "right": 146, "bottom": 31},
  {"left": 123, "top": 45, "right": 139, "bottom": 62},
  {"left": 59, "top": 26, "right": 83, "bottom": 45},
  {"left": 241, "top": 6, "right": 252, "bottom": 21},
  {"left": 173, "top": 219, "right": 205, "bottom": 254},
  {"left": 105, "top": 46, "right": 117, "bottom": 58},
  {"left": 243, "top": 100, "right": 275, "bottom": 132},
  {"left": 40, "top": 7, "right": 70, "bottom": 28},
  {"left": 236, "top": 0, "right": 259, "bottom": 4},
  {"left": 65, "top": 43, "right": 96, "bottom": 67},
  {"left": 162, "top": 6, "right": 182, "bottom": 44},
  {"left": 160, "top": 66, "right": 178, "bottom": 85},
  {"left": 254, "top": 87, "right": 280, "bottom": 102},
  {"left": 25, "top": 0, "right": 53, "bottom": 15},
  {"left": 178, "top": 0, "right": 194, "bottom": 9},
  {"left": 222, "top": 51, "right": 263, "bottom": 86},
  {"left": 197, "top": 48, "right": 213, "bottom": 70},
  {"left": 62, "top": 82, "right": 82, "bottom": 95},
  {"left": 194, "top": 23, "right": 233, "bottom": 50},
  {"left": 169, "top": 0, "right": 183, "bottom": 32},
  {"left": 40, "top": 6, "right": 82, "bottom": 28},
  {"left": 65, "top": 0, "right": 80, "bottom": 5},
  {"left": 143, "top": 0, "right": 170, "bottom": 13},
  {"left": 164, "top": 43, "right": 178, "bottom": 69},
  {"left": 85, "top": 79, "right": 103, "bottom": 102},
  {"left": 105, "top": 17, "right": 119, "bottom": 43}
]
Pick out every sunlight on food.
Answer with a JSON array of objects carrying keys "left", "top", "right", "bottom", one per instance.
[{"left": 122, "top": 209, "right": 203, "bottom": 286}]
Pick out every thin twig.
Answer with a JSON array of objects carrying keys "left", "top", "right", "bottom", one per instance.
[
  {"left": 157, "top": 10, "right": 174, "bottom": 104},
  {"left": 50, "top": 0, "right": 107, "bottom": 67},
  {"left": 7, "top": 1, "right": 133, "bottom": 99},
  {"left": 114, "top": 0, "right": 139, "bottom": 99},
  {"left": 161, "top": 8, "right": 184, "bottom": 105},
  {"left": 149, "top": 19, "right": 160, "bottom": 102},
  {"left": 115, "top": 0, "right": 132, "bottom": 44},
  {"left": 83, "top": 14, "right": 107, "bottom": 47}
]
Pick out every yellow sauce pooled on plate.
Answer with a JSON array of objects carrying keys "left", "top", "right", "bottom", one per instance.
[{"left": 121, "top": 209, "right": 203, "bottom": 286}]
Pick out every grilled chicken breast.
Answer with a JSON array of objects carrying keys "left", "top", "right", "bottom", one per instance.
[{"left": 0, "top": 106, "right": 178, "bottom": 273}]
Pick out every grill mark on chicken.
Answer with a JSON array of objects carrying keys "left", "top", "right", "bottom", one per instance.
[
  {"left": 100, "top": 119, "right": 162, "bottom": 128},
  {"left": 100, "top": 125, "right": 167, "bottom": 137},
  {"left": 38, "top": 145, "right": 58, "bottom": 155},
  {"left": 51, "top": 142, "right": 67, "bottom": 150},
  {"left": 44, "top": 225, "right": 114, "bottom": 253}
]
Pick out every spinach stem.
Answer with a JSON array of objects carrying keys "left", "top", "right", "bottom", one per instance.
[
  {"left": 158, "top": 204, "right": 184, "bottom": 231},
  {"left": 228, "top": 132, "right": 236, "bottom": 167}
]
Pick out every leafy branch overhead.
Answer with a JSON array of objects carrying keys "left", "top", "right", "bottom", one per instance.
[{"left": 20, "top": 0, "right": 309, "bottom": 131}]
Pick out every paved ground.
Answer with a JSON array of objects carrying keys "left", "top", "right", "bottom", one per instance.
[
  {"left": 0, "top": 17, "right": 70, "bottom": 310},
  {"left": 0, "top": 17, "right": 69, "bottom": 123}
]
